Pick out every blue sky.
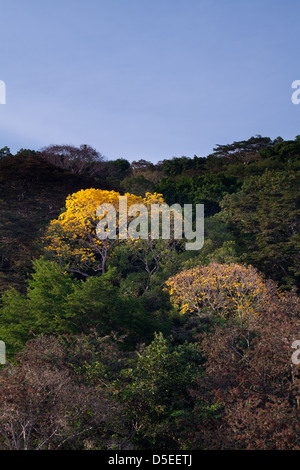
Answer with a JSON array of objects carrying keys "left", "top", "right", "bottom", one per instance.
[{"left": 0, "top": 0, "right": 299, "bottom": 162}]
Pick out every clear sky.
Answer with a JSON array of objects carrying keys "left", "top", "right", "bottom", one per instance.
[{"left": 0, "top": 0, "right": 299, "bottom": 162}]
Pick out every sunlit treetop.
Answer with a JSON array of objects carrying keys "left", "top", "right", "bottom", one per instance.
[
  {"left": 165, "top": 262, "right": 276, "bottom": 325},
  {"left": 44, "top": 188, "right": 165, "bottom": 276}
]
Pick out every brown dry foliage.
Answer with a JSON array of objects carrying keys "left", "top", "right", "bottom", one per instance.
[
  {"left": 184, "top": 291, "right": 300, "bottom": 450},
  {"left": 0, "top": 335, "right": 121, "bottom": 450}
]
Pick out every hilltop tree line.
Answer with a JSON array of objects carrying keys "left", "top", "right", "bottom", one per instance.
[{"left": 0, "top": 134, "right": 299, "bottom": 450}]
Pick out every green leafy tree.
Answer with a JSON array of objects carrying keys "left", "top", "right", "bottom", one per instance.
[
  {"left": 0, "top": 259, "right": 174, "bottom": 357},
  {"left": 219, "top": 170, "right": 300, "bottom": 289},
  {"left": 121, "top": 174, "right": 155, "bottom": 197},
  {"left": 208, "top": 135, "right": 273, "bottom": 163},
  {"left": 115, "top": 332, "right": 202, "bottom": 449},
  {"left": 0, "top": 259, "right": 79, "bottom": 356},
  {"left": 259, "top": 136, "right": 300, "bottom": 162}
]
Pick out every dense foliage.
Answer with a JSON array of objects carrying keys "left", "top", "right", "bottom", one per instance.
[{"left": 0, "top": 135, "right": 299, "bottom": 450}]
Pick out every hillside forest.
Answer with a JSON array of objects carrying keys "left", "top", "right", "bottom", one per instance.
[{"left": 0, "top": 134, "right": 299, "bottom": 450}]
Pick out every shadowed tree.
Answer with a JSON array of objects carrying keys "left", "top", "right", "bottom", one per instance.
[{"left": 40, "top": 144, "right": 105, "bottom": 177}]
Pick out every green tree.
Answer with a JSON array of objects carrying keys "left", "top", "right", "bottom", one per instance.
[
  {"left": 0, "top": 259, "right": 174, "bottom": 357},
  {"left": 121, "top": 174, "right": 155, "bottom": 197},
  {"left": 219, "top": 170, "right": 300, "bottom": 289},
  {"left": 115, "top": 332, "right": 202, "bottom": 448},
  {"left": 259, "top": 136, "right": 300, "bottom": 162},
  {"left": 0, "top": 259, "right": 79, "bottom": 356}
]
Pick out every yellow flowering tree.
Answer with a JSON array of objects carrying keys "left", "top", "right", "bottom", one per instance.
[
  {"left": 43, "top": 188, "right": 167, "bottom": 276},
  {"left": 165, "top": 262, "right": 276, "bottom": 324}
]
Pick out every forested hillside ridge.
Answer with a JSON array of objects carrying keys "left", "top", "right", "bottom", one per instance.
[{"left": 0, "top": 134, "right": 299, "bottom": 450}]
